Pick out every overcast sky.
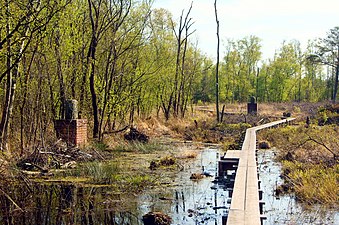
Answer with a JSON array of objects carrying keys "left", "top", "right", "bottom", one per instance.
[{"left": 152, "top": 0, "right": 339, "bottom": 61}]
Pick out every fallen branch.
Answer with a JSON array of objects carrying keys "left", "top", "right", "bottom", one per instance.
[
  {"left": 296, "top": 133, "right": 337, "bottom": 160},
  {"left": 102, "top": 125, "right": 129, "bottom": 135},
  {"left": 0, "top": 188, "right": 24, "bottom": 212},
  {"left": 38, "top": 151, "right": 71, "bottom": 158},
  {"left": 306, "top": 134, "right": 337, "bottom": 160}
]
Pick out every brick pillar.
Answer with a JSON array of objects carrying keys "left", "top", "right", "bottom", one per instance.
[{"left": 55, "top": 119, "right": 87, "bottom": 147}]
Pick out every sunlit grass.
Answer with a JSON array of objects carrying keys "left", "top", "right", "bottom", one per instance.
[
  {"left": 124, "top": 174, "right": 156, "bottom": 191},
  {"left": 61, "top": 161, "right": 120, "bottom": 184},
  {"left": 282, "top": 161, "right": 338, "bottom": 205}
]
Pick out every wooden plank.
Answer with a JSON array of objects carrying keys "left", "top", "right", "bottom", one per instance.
[
  {"left": 245, "top": 165, "right": 261, "bottom": 225},
  {"left": 225, "top": 150, "right": 242, "bottom": 158},
  {"left": 225, "top": 118, "right": 295, "bottom": 225},
  {"left": 229, "top": 165, "right": 246, "bottom": 210}
]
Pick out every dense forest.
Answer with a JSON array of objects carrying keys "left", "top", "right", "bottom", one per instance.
[{"left": 0, "top": 0, "right": 338, "bottom": 153}]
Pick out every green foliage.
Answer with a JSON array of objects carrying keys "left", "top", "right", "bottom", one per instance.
[
  {"left": 124, "top": 174, "right": 155, "bottom": 190},
  {"left": 217, "top": 122, "right": 252, "bottom": 131},
  {"left": 218, "top": 36, "right": 261, "bottom": 102},
  {"left": 0, "top": 0, "right": 337, "bottom": 153},
  {"left": 308, "top": 27, "right": 339, "bottom": 103},
  {"left": 64, "top": 161, "right": 120, "bottom": 184},
  {"left": 92, "top": 141, "right": 109, "bottom": 151},
  {"left": 317, "top": 104, "right": 339, "bottom": 125}
]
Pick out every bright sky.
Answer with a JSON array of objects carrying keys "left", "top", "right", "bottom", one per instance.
[{"left": 152, "top": 0, "right": 339, "bottom": 60}]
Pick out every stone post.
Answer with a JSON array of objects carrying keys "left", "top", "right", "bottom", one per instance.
[{"left": 247, "top": 96, "right": 258, "bottom": 115}]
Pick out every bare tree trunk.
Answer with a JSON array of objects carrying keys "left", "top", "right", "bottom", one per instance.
[
  {"left": 0, "top": 1, "right": 12, "bottom": 151},
  {"left": 89, "top": 37, "right": 99, "bottom": 138},
  {"left": 71, "top": 52, "right": 77, "bottom": 99},
  {"left": 0, "top": 0, "right": 19, "bottom": 151},
  {"left": 87, "top": 0, "right": 99, "bottom": 138},
  {"left": 214, "top": 0, "right": 220, "bottom": 122},
  {"left": 333, "top": 48, "right": 339, "bottom": 103},
  {"left": 334, "top": 65, "right": 339, "bottom": 103},
  {"left": 161, "top": 94, "right": 172, "bottom": 121},
  {"left": 172, "top": 2, "right": 194, "bottom": 118},
  {"left": 55, "top": 32, "right": 67, "bottom": 118},
  {"left": 20, "top": 46, "right": 37, "bottom": 154},
  {"left": 173, "top": 35, "right": 181, "bottom": 117}
]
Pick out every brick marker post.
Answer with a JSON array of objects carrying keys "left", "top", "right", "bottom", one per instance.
[{"left": 55, "top": 100, "right": 87, "bottom": 147}]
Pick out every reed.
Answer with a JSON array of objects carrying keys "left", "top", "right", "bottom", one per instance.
[{"left": 63, "top": 161, "right": 120, "bottom": 184}]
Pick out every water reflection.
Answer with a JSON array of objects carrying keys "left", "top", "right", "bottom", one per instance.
[
  {"left": 138, "top": 148, "right": 229, "bottom": 225},
  {"left": 257, "top": 149, "right": 338, "bottom": 225},
  {"left": 0, "top": 183, "right": 140, "bottom": 225},
  {"left": 1, "top": 148, "right": 337, "bottom": 225}
]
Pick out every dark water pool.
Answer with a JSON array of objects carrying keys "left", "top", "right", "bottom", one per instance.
[
  {"left": 137, "top": 148, "right": 229, "bottom": 225},
  {"left": 1, "top": 147, "right": 337, "bottom": 225}
]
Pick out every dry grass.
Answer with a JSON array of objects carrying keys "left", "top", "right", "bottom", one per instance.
[
  {"left": 282, "top": 161, "right": 338, "bottom": 206},
  {"left": 134, "top": 116, "right": 172, "bottom": 137},
  {"left": 257, "top": 102, "right": 338, "bottom": 206},
  {"left": 258, "top": 125, "right": 338, "bottom": 164},
  {"left": 259, "top": 123, "right": 338, "bottom": 206},
  {"left": 108, "top": 102, "right": 327, "bottom": 146},
  {"left": 176, "top": 149, "right": 198, "bottom": 159}
]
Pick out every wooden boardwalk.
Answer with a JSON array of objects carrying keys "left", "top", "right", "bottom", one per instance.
[{"left": 224, "top": 118, "right": 295, "bottom": 225}]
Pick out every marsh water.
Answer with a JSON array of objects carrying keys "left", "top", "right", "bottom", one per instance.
[
  {"left": 257, "top": 149, "right": 338, "bottom": 225},
  {"left": 0, "top": 147, "right": 338, "bottom": 225}
]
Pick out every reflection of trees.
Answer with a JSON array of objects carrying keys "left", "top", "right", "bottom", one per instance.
[
  {"left": 0, "top": 184, "right": 140, "bottom": 225},
  {"left": 0, "top": 194, "right": 12, "bottom": 225}
]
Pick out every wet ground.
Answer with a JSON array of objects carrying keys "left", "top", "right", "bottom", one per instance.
[
  {"left": 138, "top": 148, "right": 339, "bottom": 225},
  {"left": 1, "top": 147, "right": 338, "bottom": 225},
  {"left": 258, "top": 149, "right": 338, "bottom": 225},
  {"left": 138, "top": 147, "right": 229, "bottom": 225}
]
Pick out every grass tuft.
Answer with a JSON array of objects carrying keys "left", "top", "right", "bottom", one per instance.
[
  {"left": 61, "top": 161, "right": 120, "bottom": 184},
  {"left": 282, "top": 161, "right": 338, "bottom": 205}
]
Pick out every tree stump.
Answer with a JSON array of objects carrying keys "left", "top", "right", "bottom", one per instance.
[{"left": 142, "top": 212, "right": 172, "bottom": 225}]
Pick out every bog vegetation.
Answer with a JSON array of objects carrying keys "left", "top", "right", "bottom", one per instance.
[{"left": 258, "top": 105, "right": 339, "bottom": 206}]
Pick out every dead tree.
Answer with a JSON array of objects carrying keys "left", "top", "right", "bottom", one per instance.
[
  {"left": 169, "top": 2, "right": 195, "bottom": 119},
  {"left": 214, "top": 0, "right": 220, "bottom": 122}
]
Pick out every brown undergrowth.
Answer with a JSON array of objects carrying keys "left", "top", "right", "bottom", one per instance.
[
  {"left": 1, "top": 102, "right": 337, "bottom": 213},
  {"left": 258, "top": 123, "right": 338, "bottom": 206}
]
